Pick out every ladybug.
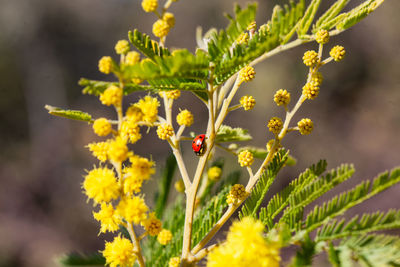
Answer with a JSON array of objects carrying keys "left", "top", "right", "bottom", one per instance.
[{"left": 192, "top": 134, "right": 207, "bottom": 156}]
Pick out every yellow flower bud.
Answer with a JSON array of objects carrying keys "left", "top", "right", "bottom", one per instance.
[
  {"left": 298, "top": 118, "right": 314, "bottom": 135},
  {"left": 238, "top": 150, "right": 254, "bottom": 167},
  {"left": 330, "top": 45, "right": 346, "bottom": 62},
  {"left": 240, "top": 95, "right": 256, "bottom": 110},
  {"left": 239, "top": 65, "right": 256, "bottom": 84},
  {"left": 226, "top": 184, "right": 247, "bottom": 205},
  {"left": 98, "top": 56, "right": 113, "bottom": 74},
  {"left": 157, "top": 123, "right": 174, "bottom": 140},
  {"left": 267, "top": 117, "right": 283, "bottom": 135},
  {"left": 273, "top": 89, "right": 291, "bottom": 106},
  {"left": 315, "top": 29, "right": 330, "bottom": 44},
  {"left": 125, "top": 51, "right": 140, "bottom": 65},
  {"left": 302, "top": 50, "right": 319, "bottom": 67},
  {"left": 208, "top": 166, "right": 222, "bottom": 181},
  {"left": 157, "top": 229, "right": 172, "bottom": 245},
  {"left": 153, "top": 19, "right": 170, "bottom": 38},
  {"left": 142, "top": 0, "right": 158, "bottom": 12},
  {"left": 302, "top": 82, "right": 320, "bottom": 100},
  {"left": 100, "top": 85, "right": 123, "bottom": 107},
  {"left": 114, "top": 40, "right": 130, "bottom": 55},
  {"left": 93, "top": 118, "right": 112, "bottom": 137},
  {"left": 176, "top": 109, "right": 194, "bottom": 127}
]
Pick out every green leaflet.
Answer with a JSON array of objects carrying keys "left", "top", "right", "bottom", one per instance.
[
  {"left": 336, "top": 0, "right": 384, "bottom": 30},
  {"left": 79, "top": 78, "right": 148, "bottom": 96},
  {"left": 45, "top": 105, "right": 93, "bottom": 122},
  {"left": 239, "top": 150, "right": 289, "bottom": 219},
  {"left": 216, "top": 125, "right": 252, "bottom": 142},
  {"left": 128, "top": 29, "right": 171, "bottom": 60},
  {"left": 314, "top": 0, "right": 350, "bottom": 30},
  {"left": 297, "top": 0, "right": 321, "bottom": 37},
  {"left": 59, "top": 252, "right": 105, "bottom": 266}
]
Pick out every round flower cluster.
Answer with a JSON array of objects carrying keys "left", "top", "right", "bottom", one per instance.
[
  {"left": 302, "top": 82, "right": 320, "bottom": 100},
  {"left": 93, "top": 118, "right": 112, "bottom": 137},
  {"left": 330, "top": 45, "right": 346, "bottom": 62},
  {"left": 240, "top": 95, "right": 256, "bottom": 110},
  {"left": 108, "top": 137, "right": 129, "bottom": 163},
  {"left": 153, "top": 19, "right": 170, "bottom": 38},
  {"left": 174, "top": 180, "right": 185, "bottom": 193},
  {"left": 311, "top": 72, "right": 323, "bottom": 86},
  {"left": 238, "top": 150, "right": 254, "bottom": 167},
  {"left": 100, "top": 85, "right": 123, "bottom": 107},
  {"left": 273, "top": 89, "right": 290, "bottom": 106},
  {"left": 163, "top": 12, "right": 175, "bottom": 28},
  {"left": 135, "top": 95, "right": 160, "bottom": 124},
  {"left": 98, "top": 56, "right": 113, "bottom": 74},
  {"left": 239, "top": 65, "right": 256, "bottom": 84},
  {"left": 236, "top": 32, "right": 249, "bottom": 45},
  {"left": 315, "top": 29, "right": 330, "bottom": 44},
  {"left": 103, "top": 236, "right": 137, "bottom": 267},
  {"left": 157, "top": 229, "right": 173, "bottom": 245},
  {"left": 125, "top": 51, "right": 141, "bottom": 65},
  {"left": 226, "top": 184, "right": 248, "bottom": 205},
  {"left": 93, "top": 203, "right": 122, "bottom": 233},
  {"left": 208, "top": 166, "right": 222, "bottom": 181},
  {"left": 115, "top": 40, "right": 130, "bottom": 55},
  {"left": 169, "top": 257, "right": 181, "bottom": 267},
  {"left": 267, "top": 117, "right": 283, "bottom": 135},
  {"left": 141, "top": 0, "right": 158, "bottom": 12},
  {"left": 157, "top": 123, "right": 174, "bottom": 140},
  {"left": 176, "top": 109, "right": 194, "bottom": 127},
  {"left": 302, "top": 50, "right": 319, "bottom": 67},
  {"left": 121, "top": 119, "right": 141, "bottom": 144},
  {"left": 142, "top": 212, "right": 162, "bottom": 236},
  {"left": 87, "top": 141, "right": 109, "bottom": 162},
  {"left": 297, "top": 118, "right": 314, "bottom": 135}
]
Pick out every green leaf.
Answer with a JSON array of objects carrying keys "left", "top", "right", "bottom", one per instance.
[
  {"left": 216, "top": 125, "right": 252, "bottom": 143},
  {"left": 297, "top": 0, "right": 321, "bottom": 37},
  {"left": 59, "top": 252, "right": 105, "bottom": 266},
  {"left": 79, "top": 78, "right": 148, "bottom": 96},
  {"left": 314, "top": 0, "right": 350, "bottom": 30},
  {"left": 45, "top": 105, "right": 93, "bottom": 122},
  {"left": 289, "top": 234, "right": 316, "bottom": 267},
  {"left": 327, "top": 241, "right": 341, "bottom": 267},
  {"left": 239, "top": 149, "right": 289, "bottom": 220},
  {"left": 154, "top": 154, "right": 177, "bottom": 218},
  {"left": 128, "top": 29, "right": 171, "bottom": 60},
  {"left": 303, "top": 167, "right": 400, "bottom": 233}
]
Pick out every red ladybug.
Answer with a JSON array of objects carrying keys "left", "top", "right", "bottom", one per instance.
[{"left": 192, "top": 134, "right": 207, "bottom": 156}]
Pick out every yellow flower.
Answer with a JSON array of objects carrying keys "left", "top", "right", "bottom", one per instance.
[
  {"left": 135, "top": 96, "right": 159, "bottom": 124},
  {"left": 315, "top": 29, "right": 330, "bottom": 44},
  {"left": 153, "top": 19, "right": 170, "bottom": 38},
  {"left": 302, "top": 50, "right": 319, "bottom": 67},
  {"left": 125, "top": 105, "right": 143, "bottom": 123},
  {"left": 207, "top": 217, "right": 281, "bottom": 267},
  {"left": 93, "top": 118, "right": 112, "bottom": 137},
  {"left": 330, "top": 45, "right": 345, "bottom": 62},
  {"left": 240, "top": 95, "right": 256, "bottom": 110},
  {"left": 208, "top": 166, "right": 222, "bottom": 181},
  {"left": 247, "top": 21, "right": 257, "bottom": 31},
  {"left": 163, "top": 12, "right": 175, "bottom": 28},
  {"left": 83, "top": 167, "right": 119, "bottom": 205},
  {"left": 176, "top": 109, "right": 194, "bottom": 127},
  {"left": 142, "top": 212, "right": 162, "bottom": 236},
  {"left": 273, "top": 89, "right": 291, "bottom": 107},
  {"left": 160, "top": 89, "right": 181, "bottom": 100},
  {"left": 239, "top": 65, "right": 256, "bottom": 84},
  {"left": 157, "top": 123, "right": 174, "bottom": 140},
  {"left": 142, "top": 0, "right": 158, "bottom": 12},
  {"left": 87, "top": 141, "right": 110, "bottom": 162},
  {"left": 311, "top": 71, "right": 323, "bottom": 86},
  {"left": 132, "top": 78, "right": 143, "bottom": 84},
  {"left": 236, "top": 32, "right": 249, "bottom": 45},
  {"left": 157, "top": 229, "right": 173, "bottom": 245},
  {"left": 128, "top": 155, "right": 155, "bottom": 180},
  {"left": 302, "top": 82, "right": 320, "bottom": 100},
  {"left": 169, "top": 257, "right": 181, "bottom": 267},
  {"left": 93, "top": 203, "right": 122, "bottom": 233},
  {"left": 98, "top": 56, "right": 113, "bottom": 74},
  {"left": 108, "top": 137, "right": 129, "bottom": 163},
  {"left": 298, "top": 118, "right": 314, "bottom": 135},
  {"left": 226, "top": 184, "right": 247, "bottom": 205},
  {"left": 103, "top": 236, "right": 136, "bottom": 267},
  {"left": 238, "top": 150, "right": 254, "bottom": 167},
  {"left": 122, "top": 172, "right": 144, "bottom": 194},
  {"left": 120, "top": 119, "right": 141, "bottom": 144},
  {"left": 100, "top": 85, "right": 123, "bottom": 107},
  {"left": 267, "top": 117, "right": 283, "bottom": 135},
  {"left": 117, "top": 196, "right": 148, "bottom": 224},
  {"left": 125, "top": 51, "right": 140, "bottom": 65},
  {"left": 174, "top": 180, "right": 185, "bottom": 193},
  {"left": 115, "top": 40, "right": 130, "bottom": 55}
]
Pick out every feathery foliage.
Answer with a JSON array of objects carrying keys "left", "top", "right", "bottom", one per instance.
[
  {"left": 45, "top": 105, "right": 93, "bottom": 122},
  {"left": 128, "top": 29, "right": 171, "bottom": 60},
  {"left": 215, "top": 125, "right": 252, "bottom": 143}
]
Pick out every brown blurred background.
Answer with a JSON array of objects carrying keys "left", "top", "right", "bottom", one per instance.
[{"left": 0, "top": 0, "right": 399, "bottom": 266}]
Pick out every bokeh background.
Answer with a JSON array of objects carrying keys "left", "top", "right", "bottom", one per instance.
[{"left": 0, "top": 0, "right": 399, "bottom": 266}]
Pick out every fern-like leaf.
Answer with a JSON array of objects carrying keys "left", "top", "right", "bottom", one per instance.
[
  {"left": 215, "top": 125, "right": 252, "bottom": 143},
  {"left": 297, "top": 0, "right": 321, "bottom": 37},
  {"left": 128, "top": 29, "right": 170, "bottom": 60},
  {"left": 45, "top": 105, "right": 93, "bottom": 122},
  {"left": 314, "top": 0, "right": 350, "bottom": 30},
  {"left": 79, "top": 78, "right": 148, "bottom": 96}
]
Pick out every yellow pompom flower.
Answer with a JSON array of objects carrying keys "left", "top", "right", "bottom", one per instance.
[
  {"left": 311, "top": 71, "right": 323, "bottom": 86},
  {"left": 98, "top": 56, "right": 113, "bottom": 74},
  {"left": 93, "top": 203, "right": 122, "bottom": 233},
  {"left": 141, "top": 0, "right": 158, "bottom": 12},
  {"left": 125, "top": 105, "right": 143, "bottom": 123},
  {"left": 273, "top": 89, "right": 291, "bottom": 106},
  {"left": 120, "top": 119, "right": 141, "bottom": 144},
  {"left": 169, "top": 257, "right": 181, "bottom": 267},
  {"left": 100, "top": 85, "right": 123, "bottom": 107},
  {"left": 207, "top": 217, "right": 281, "bottom": 267},
  {"left": 247, "top": 21, "right": 257, "bottom": 31},
  {"left": 315, "top": 29, "right": 330, "bottom": 44},
  {"left": 236, "top": 32, "right": 249, "bottom": 45},
  {"left": 297, "top": 118, "right": 314, "bottom": 135},
  {"left": 114, "top": 40, "right": 130, "bottom": 55},
  {"left": 108, "top": 137, "right": 129, "bottom": 163},
  {"left": 174, "top": 180, "right": 185, "bottom": 193},
  {"left": 302, "top": 50, "right": 319, "bottom": 67},
  {"left": 153, "top": 19, "right": 170, "bottom": 38},
  {"left": 330, "top": 45, "right": 346, "bottom": 62},
  {"left": 135, "top": 96, "right": 159, "bottom": 124},
  {"left": 238, "top": 150, "right": 254, "bottom": 167},
  {"left": 128, "top": 155, "right": 155, "bottom": 180},
  {"left": 267, "top": 117, "right": 283, "bottom": 135},
  {"left": 142, "top": 212, "right": 162, "bottom": 236},
  {"left": 208, "top": 166, "right": 222, "bottom": 181},
  {"left": 240, "top": 95, "right": 256, "bottom": 110},
  {"left": 157, "top": 229, "right": 173, "bottom": 245},
  {"left": 93, "top": 118, "right": 112, "bottom": 137},
  {"left": 117, "top": 196, "right": 148, "bottom": 224},
  {"left": 125, "top": 51, "right": 140, "bottom": 65},
  {"left": 83, "top": 167, "right": 119, "bottom": 205},
  {"left": 176, "top": 109, "right": 194, "bottom": 127},
  {"left": 157, "top": 123, "right": 174, "bottom": 140},
  {"left": 87, "top": 141, "right": 110, "bottom": 162},
  {"left": 239, "top": 65, "right": 256, "bottom": 84},
  {"left": 160, "top": 89, "right": 181, "bottom": 100},
  {"left": 163, "top": 12, "right": 175, "bottom": 28},
  {"left": 102, "top": 236, "right": 136, "bottom": 267},
  {"left": 302, "top": 82, "right": 320, "bottom": 100},
  {"left": 122, "top": 172, "right": 144, "bottom": 194},
  {"left": 226, "top": 184, "right": 247, "bottom": 205}
]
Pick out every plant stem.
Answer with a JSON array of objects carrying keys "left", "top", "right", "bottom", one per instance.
[{"left": 127, "top": 222, "right": 146, "bottom": 267}]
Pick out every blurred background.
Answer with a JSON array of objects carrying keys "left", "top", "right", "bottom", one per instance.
[{"left": 0, "top": 0, "right": 399, "bottom": 266}]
